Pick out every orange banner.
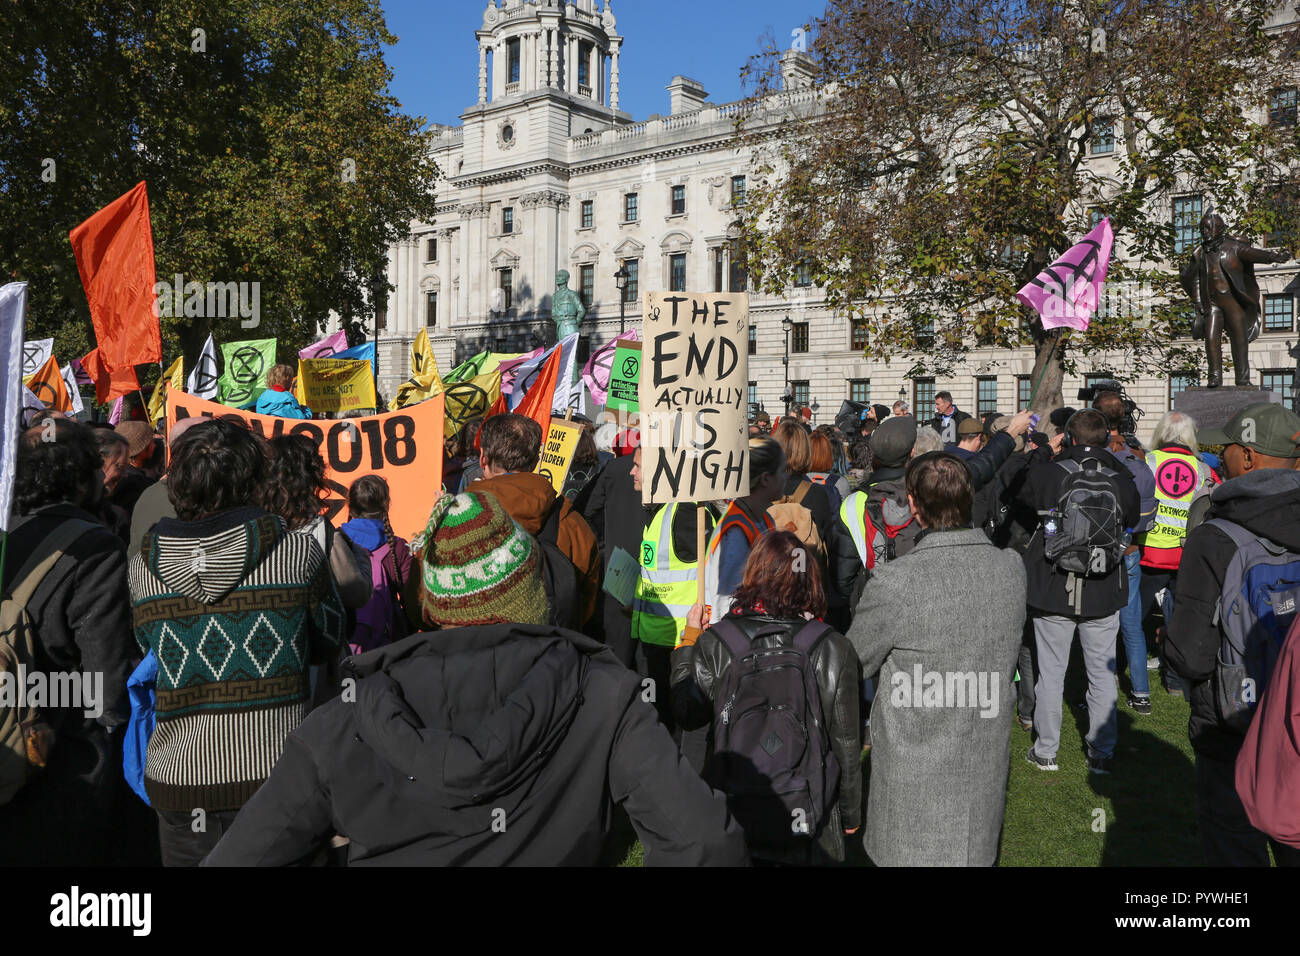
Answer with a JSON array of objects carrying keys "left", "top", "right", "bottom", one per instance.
[
  {"left": 166, "top": 393, "right": 445, "bottom": 541},
  {"left": 23, "top": 356, "right": 72, "bottom": 412}
]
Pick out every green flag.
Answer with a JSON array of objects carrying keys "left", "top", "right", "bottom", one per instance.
[
  {"left": 445, "top": 350, "right": 489, "bottom": 384},
  {"left": 218, "top": 338, "right": 278, "bottom": 409}
]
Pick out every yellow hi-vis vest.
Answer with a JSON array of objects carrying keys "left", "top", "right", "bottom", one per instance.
[
  {"left": 632, "top": 503, "right": 699, "bottom": 648},
  {"left": 839, "top": 492, "right": 871, "bottom": 568},
  {"left": 1137, "top": 447, "right": 1214, "bottom": 571}
]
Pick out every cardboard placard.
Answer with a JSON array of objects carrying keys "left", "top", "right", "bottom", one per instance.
[
  {"left": 534, "top": 419, "right": 583, "bottom": 494},
  {"left": 640, "top": 292, "right": 750, "bottom": 504},
  {"left": 606, "top": 341, "right": 642, "bottom": 413},
  {"left": 297, "top": 358, "right": 377, "bottom": 413},
  {"left": 166, "top": 392, "right": 444, "bottom": 541}
]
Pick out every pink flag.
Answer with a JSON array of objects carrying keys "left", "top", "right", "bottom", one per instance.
[
  {"left": 299, "top": 329, "right": 348, "bottom": 360},
  {"left": 497, "top": 347, "right": 544, "bottom": 395},
  {"left": 582, "top": 330, "right": 640, "bottom": 407},
  {"left": 68, "top": 357, "right": 94, "bottom": 386},
  {"left": 1016, "top": 217, "right": 1114, "bottom": 332},
  {"left": 108, "top": 396, "right": 124, "bottom": 425}
]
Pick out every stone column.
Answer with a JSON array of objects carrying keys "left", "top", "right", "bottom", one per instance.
[
  {"left": 548, "top": 29, "right": 558, "bottom": 86},
  {"left": 478, "top": 42, "right": 488, "bottom": 103},
  {"left": 406, "top": 238, "right": 419, "bottom": 335},
  {"left": 566, "top": 35, "right": 577, "bottom": 93},
  {"left": 492, "top": 38, "right": 504, "bottom": 101},
  {"left": 439, "top": 231, "right": 454, "bottom": 330},
  {"left": 458, "top": 219, "right": 471, "bottom": 321},
  {"left": 610, "top": 40, "right": 621, "bottom": 112}
]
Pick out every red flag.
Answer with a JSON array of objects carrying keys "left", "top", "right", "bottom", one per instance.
[
  {"left": 514, "top": 345, "right": 562, "bottom": 438},
  {"left": 69, "top": 182, "right": 162, "bottom": 371},
  {"left": 80, "top": 347, "right": 140, "bottom": 403},
  {"left": 474, "top": 390, "right": 511, "bottom": 453}
]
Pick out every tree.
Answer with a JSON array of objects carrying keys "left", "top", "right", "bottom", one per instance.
[
  {"left": 738, "top": 0, "right": 1300, "bottom": 411},
  {"left": 0, "top": 0, "right": 438, "bottom": 392}
]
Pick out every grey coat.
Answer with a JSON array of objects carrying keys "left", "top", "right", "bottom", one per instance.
[{"left": 848, "top": 528, "right": 1026, "bottom": 866}]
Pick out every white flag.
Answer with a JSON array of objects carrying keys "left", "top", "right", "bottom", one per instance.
[
  {"left": 20, "top": 336, "right": 52, "bottom": 378},
  {"left": 60, "top": 364, "right": 85, "bottom": 415},
  {"left": 186, "top": 333, "right": 219, "bottom": 399},
  {"left": 0, "top": 283, "right": 28, "bottom": 531},
  {"left": 551, "top": 333, "right": 581, "bottom": 415}
]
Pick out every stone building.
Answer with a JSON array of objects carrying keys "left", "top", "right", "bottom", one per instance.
[{"left": 368, "top": 0, "right": 1299, "bottom": 436}]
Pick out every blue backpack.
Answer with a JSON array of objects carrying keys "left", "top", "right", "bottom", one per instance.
[{"left": 1206, "top": 519, "right": 1300, "bottom": 733}]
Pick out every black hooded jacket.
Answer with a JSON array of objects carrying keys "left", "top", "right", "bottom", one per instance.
[
  {"left": 203, "top": 624, "right": 748, "bottom": 866},
  {"left": 1167, "top": 468, "right": 1300, "bottom": 760}
]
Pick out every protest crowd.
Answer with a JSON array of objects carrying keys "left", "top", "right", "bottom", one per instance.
[
  {"left": 5, "top": 350, "right": 1300, "bottom": 867},
  {"left": 2, "top": 186, "right": 1299, "bottom": 870}
]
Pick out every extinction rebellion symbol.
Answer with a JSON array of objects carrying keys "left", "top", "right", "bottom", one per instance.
[{"left": 444, "top": 381, "right": 489, "bottom": 427}]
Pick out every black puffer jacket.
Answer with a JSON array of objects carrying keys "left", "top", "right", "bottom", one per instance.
[
  {"left": 203, "top": 624, "right": 747, "bottom": 866},
  {"left": 670, "top": 612, "right": 861, "bottom": 865},
  {"left": 1167, "top": 469, "right": 1300, "bottom": 760}
]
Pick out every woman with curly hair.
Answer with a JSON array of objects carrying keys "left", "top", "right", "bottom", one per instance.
[{"left": 262, "top": 433, "right": 370, "bottom": 608}]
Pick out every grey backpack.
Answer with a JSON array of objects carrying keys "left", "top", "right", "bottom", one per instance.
[{"left": 1042, "top": 458, "right": 1125, "bottom": 576}]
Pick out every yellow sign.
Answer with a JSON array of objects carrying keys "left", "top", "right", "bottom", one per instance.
[
  {"left": 535, "top": 420, "right": 582, "bottom": 494},
  {"left": 297, "top": 358, "right": 377, "bottom": 413}
]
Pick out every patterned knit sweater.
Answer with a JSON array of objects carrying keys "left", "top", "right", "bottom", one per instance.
[{"left": 129, "top": 506, "right": 344, "bottom": 811}]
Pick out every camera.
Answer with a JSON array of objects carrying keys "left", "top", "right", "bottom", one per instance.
[{"left": 1078, "top": 379, "right": 1144, "bottom": 438}]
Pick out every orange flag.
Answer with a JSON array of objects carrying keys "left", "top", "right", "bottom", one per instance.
[
  {"left": 474, "top": 390, "right": 511, "bottom": 452},
  {"left": 513, "top": 344, "right": 562, "bottom": 438},
  {"left": 69, "top": 182, "right": 162, "bottom": 371},
  {"left": 23, "top": 356, "right": 72, "bottom": 413},
  {"left": 80, "top": 347, "right": 140, "bottom": 403}
]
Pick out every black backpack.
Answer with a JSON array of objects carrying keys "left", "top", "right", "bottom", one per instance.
[
  {"left": 536, "top": 497, "right": 580, "bottom": 630},
  {"left": 704, "top": 617, "right": 839, "bottom": 850}
]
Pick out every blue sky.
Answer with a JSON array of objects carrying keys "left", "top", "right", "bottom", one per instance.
[{"left": 379, "top": 0, "right": 827, "bottom": 127}]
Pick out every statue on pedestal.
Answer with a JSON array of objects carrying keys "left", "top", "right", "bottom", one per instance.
[
  {"left": 1179, "top": 211, "right": 1291, "bottom": 387},
  {"left": 552, "top": 269, "right": 585, "bottom": 343}
]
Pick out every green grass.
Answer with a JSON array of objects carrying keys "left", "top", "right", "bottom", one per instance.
[{"left": 615, "top": 635, "right": 1201, "bottom": 867}]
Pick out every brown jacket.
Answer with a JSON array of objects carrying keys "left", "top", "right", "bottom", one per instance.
[{"left": 470, "top": 471, "right": 601, "bottom": 627}]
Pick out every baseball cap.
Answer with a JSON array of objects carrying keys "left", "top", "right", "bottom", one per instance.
[
  {"left": 957, "top": 418, "right": 983, "bottom": 438},
  {"left": 1198, "top": 403, "right": 1300, "bottom": 459},
  {"left": 872, "top": 415, "right": 918, "bottom": 467}
]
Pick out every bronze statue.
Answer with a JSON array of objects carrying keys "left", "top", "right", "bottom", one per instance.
[
  {"left": 1180, "top": 211, "right": 1290, "bottom": 387},
  {"left": 552, "top": 269, "right": 586, "bottom": 342}
]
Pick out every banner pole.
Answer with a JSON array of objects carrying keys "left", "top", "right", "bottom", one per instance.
[{"left": 696, "top": 504, "right": 707, "bottom": 607}]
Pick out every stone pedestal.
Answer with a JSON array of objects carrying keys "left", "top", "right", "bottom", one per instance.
[{"left": 1173, "top": 386, "right": 1281, "bottom": 430}]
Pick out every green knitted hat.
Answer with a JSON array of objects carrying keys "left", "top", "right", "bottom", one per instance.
[{"left": 413, "top": 491, "right": 549, "bottom": 629}]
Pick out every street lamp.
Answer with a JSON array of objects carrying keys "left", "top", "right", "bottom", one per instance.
[
  {"left": 614, "top": 264, "right": 630, "bottom": 336},
  {"left": 811, "top": 398, "right": 820, "bottom": 424},
  {"left": 781, "top": 315, "right": 794, "bottom": 416}
]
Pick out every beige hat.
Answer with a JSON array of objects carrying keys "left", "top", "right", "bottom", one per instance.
[{"left": 115, "top": 420, "right": 155, "bottom": 458}]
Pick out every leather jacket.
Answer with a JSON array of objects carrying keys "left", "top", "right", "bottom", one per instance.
[{"left": 670, "top": 611, "right": 862, "bottom": 863}]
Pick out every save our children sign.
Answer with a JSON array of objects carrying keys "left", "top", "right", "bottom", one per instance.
[{"left": 640, "top": 292, "right": 750, "bottom": 505}]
